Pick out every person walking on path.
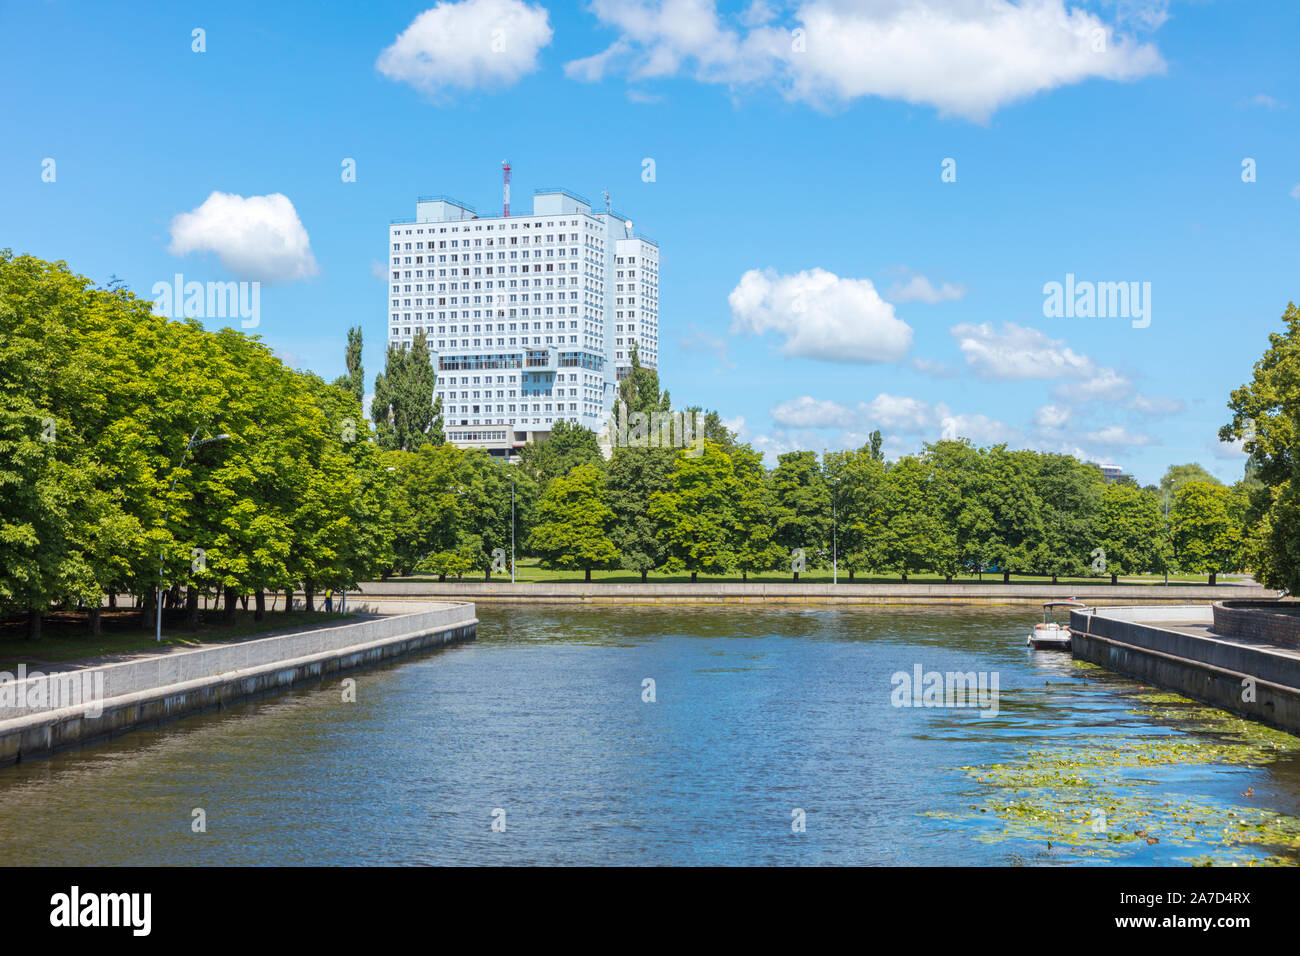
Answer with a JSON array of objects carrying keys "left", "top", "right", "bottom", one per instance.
[{"left": 324, "top": 589, "right": 333, "bottom": 613}]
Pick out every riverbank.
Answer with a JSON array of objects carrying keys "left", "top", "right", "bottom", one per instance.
[
  {"left": 4, "top": 604, "right": 1296, "bottom": 866},
  {"left": 1071, "top": 604, "right": 1300, "bottom": 735},
  {"left": 352, "top": 580, "right": 1279, "bottom": 606},
  {"left": 0, "top": 608, "right": 355, "bottom": 671},
  {"left": 0, "top": 601, "right": 476, "bottom": 767}
]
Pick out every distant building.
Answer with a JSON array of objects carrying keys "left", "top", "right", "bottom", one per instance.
[
  {"left": 1099, "top": 463, "right": 1124, "bottom": 483},
  {"left": 386, "top": 185, "right": 659, "bottom": 458}
]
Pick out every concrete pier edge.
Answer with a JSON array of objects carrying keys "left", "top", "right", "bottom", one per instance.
[
  {"left": 0, "top": 602, "right": 477, "bottom": 767},
  {"left": 1070, "top": 604, "right": 1300, "bottom": 736}
]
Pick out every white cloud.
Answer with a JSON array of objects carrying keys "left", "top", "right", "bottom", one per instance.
[
  {"left": 1125, "top": 393, "right": 1185, "bottom": 417},
  {"left": 168, "top": 192, "right": 318, "bottom": 283},
  {"left": 950, "top": 321, "right": 1093, "bottom": 381},
  {"left": 1214, "top": 437, "right": 1249, "bottom": 459},
  {"left": 1058, "top": 365, "right": 1133, "bottom": 404},
  {"left": 949, "top": 321, "right": 1139, "bottom": 406},
  {"left": 1034, "top": 404, "right": 1072, "bottom": 429},
  {"left": 377, "top": 0, "right": 553, "bottom": 96},
  {"left": 867, "top": 393, "right": 936, "bottom": 432},
  {"left": 728, "top": 267, "right": 913, "bottom": 363},
  {"left": 1081, "top": 424, "right": 1154, "bottom": 448},
  {"left": 740, "top": 0, "right": 778, "bottom": 28},
  {"left": 767, "top": 392, "right": 1013, "bottom": 443},
  {"left": 1290, "top": 183, "right": 1300, "bottom": 200},
  {"left": 272, "top": 348, "right": 301, "bottom": 368},
  {"left": 887, "top": 273, "right": 967, "bottom": 304},
  {"left": 370, "top": 259, "right": 390, "bottom": 280},
  {"left": 567, "top": 0, "right": 1165, "bottom": 122},
  {"left": 770, "top": 396, "right": 859, "bottom": 429},
  {"left": 938, "top": 410, "right": 1017, "bottom": 444}
]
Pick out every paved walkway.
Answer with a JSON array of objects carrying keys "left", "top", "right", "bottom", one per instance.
[
  {"left": 1150, "top": 620, "right": 1300, "bottom": 663},
  {"left": 24, "top": 614, "right": 380, "bottom": 674}
]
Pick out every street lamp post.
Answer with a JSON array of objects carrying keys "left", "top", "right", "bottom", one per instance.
[
  {"left": 157, "top": 428, "right": 230, "bottom": 642},
  {"left": 510, "top": 473, "right": 516, "bottom": 584}
]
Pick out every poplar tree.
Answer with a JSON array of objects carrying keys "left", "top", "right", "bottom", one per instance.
[{"left": 372, "top": 331, "right": 441, "bottom": 452}]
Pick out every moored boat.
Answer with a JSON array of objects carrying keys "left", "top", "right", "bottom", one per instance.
[{"left": 1028, "top": 600, "right": 1087, "bottom": 650}]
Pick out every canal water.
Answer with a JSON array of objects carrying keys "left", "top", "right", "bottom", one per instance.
[{"left": 2, "top": 606, "right": 1299, "bottom": 866}]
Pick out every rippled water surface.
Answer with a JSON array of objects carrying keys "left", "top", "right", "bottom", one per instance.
[{"left": 2, "top": 605, "right": 1299, "bottom": 865}]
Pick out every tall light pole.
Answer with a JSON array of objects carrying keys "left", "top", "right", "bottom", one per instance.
[
  {"left": 510, "top": 473, "right": 516, "bottom": 584},
  {"left": 157, "top": 428, "right": 230, "bottom": 642}
]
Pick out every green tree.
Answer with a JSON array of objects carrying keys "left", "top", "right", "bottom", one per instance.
[
  {"left": 617, "top": 341, "right": 670, "bottom": 415},
  {"left": 732, "top": 445, "right": 784, "bottom": 580},
  {"left": 1031, "top": 453, "right": 1105, "bottom": 583},
  {"left": 982, "top": 446, "right": 1044, "bottom": 582},
  {"left": 1096, "top": 483, "right": 1172, "bottom": 584},
  {"left": 650, "top": 442, "right": 737, "bottom": 582},
  {"left": 1171, "top": 480, "right": 1241, "bottom": 584},
  {"left": 770, "top": 451, "right": 830, "bottom": 580},
  {"left": 925, "top": 440, "right": 995, "bottom": 582},
  {"left": 836, "top": 445, "right": 887, "bottom": 581},
  {"left": 456, "top": 449, "right": 535, "bottom": 579},
  {"left": 527, "top": 463, "right": 619, "bottom": 581},
  {"left": 605, "top": 445, "right": 675, "bottom": 581},
  {"left": 878, "top": 456, "right": 953, "bottom": 582},
  {"left": 517, "top": 420, "right": 603, "bottom": 487},
  {"left": 387, "top": 443, "right": 463, "bottom": 578},
  {"left": 372, "top": 331, "right": 441, "bottom": 451},
  {"left": 1159, "top": 463, "right": 1222, "bottom": 498},
  {"left": 1221, "top": 302, "right": 1300, "bottom": 593},
  {"left": 332, "top": 325, "right": 365, "bottom": 404}
]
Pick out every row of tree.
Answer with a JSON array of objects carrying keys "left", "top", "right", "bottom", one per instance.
[
  {"left": 369, "top": 331, "right": 1251, "bottom": 586},
  {"left": 499, "top": 439, "right": 1250, "bottom": 584},
  {"left": 3, "top": 252, "right": 1291, "bottom": 641},
  {"left": 1, "top": 252, "right": 395, "bottom": 637}
]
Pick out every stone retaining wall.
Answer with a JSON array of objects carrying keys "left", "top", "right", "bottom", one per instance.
[
  {"left": 1212, "top": 600, "right": 1300, "bottom": 649},
  {"left": 1070, "top": 605, "right": 1300, "bottom": 735},
  {"left": 354, "top": 580, "right": 1278, "bottom": 606}
]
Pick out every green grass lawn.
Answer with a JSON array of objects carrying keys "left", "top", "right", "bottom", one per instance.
[
  {"left": 401, "top": 558, "right": 1247, "bottom": 587},
  {"left": 0, "top": 607, "right": 352, "bottom": 670}
]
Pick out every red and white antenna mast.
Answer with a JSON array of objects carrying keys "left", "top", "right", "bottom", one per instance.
[{"left": 502, "top": 159, "right": 511, "bottom": 217}]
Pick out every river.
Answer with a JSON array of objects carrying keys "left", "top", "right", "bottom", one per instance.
[{"left": 2, "top": 605, "right": 1299, "bottom": 865}]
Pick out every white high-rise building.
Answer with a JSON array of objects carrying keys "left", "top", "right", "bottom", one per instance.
[{"left": 386, "top": 186, "right": 659, "bottom": 458}]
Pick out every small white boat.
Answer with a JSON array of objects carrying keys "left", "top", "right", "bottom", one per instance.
[{"left": 1028, "top": 600, "right": 1086, "bottom": 650}]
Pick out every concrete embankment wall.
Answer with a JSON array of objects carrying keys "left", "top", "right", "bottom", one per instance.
[
  {"left": 1070, "top": 606, "right": 1300, "bottom": 735},
  {"left": 1213, "top": 600, "right": 1300, "bottom": 649},
  {"left": 0, "top": 602, "right": 476, "bottom": 766},
  {"left": 354, "top": 580, "right": 1277, "bottom": 607}
]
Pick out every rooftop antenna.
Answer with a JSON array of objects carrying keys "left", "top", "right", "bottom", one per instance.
[
  {"left": 603, "top": 188, "right": 611, "bottom": 213},
  {"left": 501, "top": 160, "right": 511, "bottom": 217}
]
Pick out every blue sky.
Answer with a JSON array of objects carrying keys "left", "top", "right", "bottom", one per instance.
[{"left": 2, "top": 0, "right": 1297, "bottom": 485}]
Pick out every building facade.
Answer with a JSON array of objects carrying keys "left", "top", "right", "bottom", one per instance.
[{"left": 387, "top": 187, "right": 659, "bottom": 458}]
